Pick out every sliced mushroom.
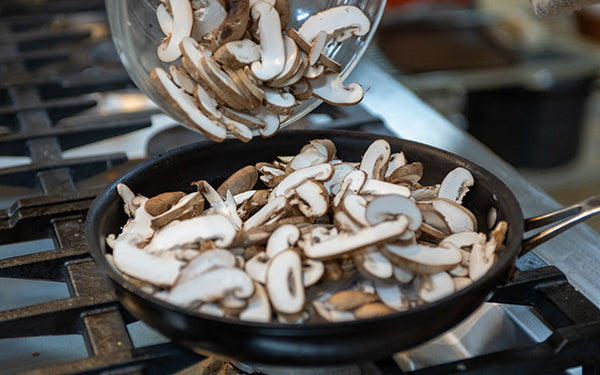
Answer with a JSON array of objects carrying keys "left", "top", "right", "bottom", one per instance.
[
  {"left": 157, "top": 2, "right": 174, "bottom": 35},
  {"left": 360, "top": 139, "right": 390, "bottom": 180},
  {"left": 419, "top": 272, "right": 455, "bottom": 303},
  {"left": 431, "top": 198, "right": 477, "bottom": 233},
  {"left": 245, "top": 251, "right": 270, "bottom": 283},
  {"left": 366, "top": 194, "right": 422, "bottom": 231},
  {"left": 169, "top": 267, "right": 254, "bottom": 306},
  {"left": 157, "top": 0, "right": 193, "bottom": 62},
  {"left": 384, "top": 152, "right": 407, "bottom": 178},
  {"left": 354, "top": 247, "right": 394, "bottom": 279},
  {"left": 169, "top": 65, "right": 196, "bottom": 94},
  {"left": 145, "top": 191, "right": 186, "bottom": 216},
  {"left": 263, "top": 87, "right": 296, "bottom": 115},
  {"left": 340, "top": 193, "right": 369, "bottom": 227},
  {"left": 239, "top": 282, "right": 272, "bottom": 322},
  {"left": 216, "top": 165, "right": 258, "bottom": 198},
  {"left": 147, "top": 214, "right": 237, "bottom": 251},
  {"left": 302, "top": 258, "right": 324, "bottom": 287},
  {"left": 303, "top": 216, "right": 410, "bottom": 260},
  {"left": 176, "top": 249, "right": 237, "bottom": 285},
  {"left": 381, "top": 243, "right": 462, "bottom": 274},
  {"left": 244, "top": 195, "right": 288, "bottom": 229},
  {"left": 469, "top": 234, "right": 496, "bottom": 281},
  {"left": 112, "top": 240, "right": 183, "bottom": 288},
  {"left": 360, "top": 179, "right": 411, "bottom": 198},
  {"left": 117, "top": 183, "right": 138, "bottom": 217},
  {"left": 309, "top": 72, "right": 364, "bottom": 106},
  {"left": 313, "top": 300, "right": 355, "bottom": 322},
  {"left": 297, "top": 5, "right": 371, "bottom": 43},
  {"left": 393, "top": 265, "right": 415, "bottom": 284},
  {"left": 213, "top": 39, "right": 261, "bottom": 68},
  {"left": 150, "top": 67, "right": 227, "bottom": 142},
  {"left": 327, "top": 290, "right": 379, "bottom": 311},
  {"left": 374, "top": 279, "right": 410, "bottom": 311},
  {"left": 271, "top": 163, "right": 334, "bottom": 199},
  {"left": 189, "top": 0, "right": 227, "bottom": 41},
  {"left": 266, "top": 249, "right": 305, "bottom": 314},
  {"left": 250, "top": 1, "right": 285, "bottom": 80},
  {"left": 438, "top": 167, "right": 474, "bottom": 204},
  {"left": 292, "top": 179, "right": 329, "bottom": 218},
  {"left": 354, "top": 302, "right": 395, "bottom": 319},
  {"left": 151, "top": 191, "right": 205, "bottom": 229},
  {"left": 385, "top": 162, "right": 423, "bottom": 187},
  {"left": 265, "top": 224, "right": 300, "bottom": 257},
  {"left": 201, "top": 0, "right": 250, "bottom": 51},
  {"left": 194, "top": 180, "right": 243, "bottom": 228}
]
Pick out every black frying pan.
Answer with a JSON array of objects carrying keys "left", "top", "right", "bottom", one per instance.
[{"left": 85, "top": 129, "right": 599, "bottom": 366}]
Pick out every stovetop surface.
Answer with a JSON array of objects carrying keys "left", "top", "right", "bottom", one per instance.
[{"left": 1, "top": 1, "right": 600, "bottom": 374}]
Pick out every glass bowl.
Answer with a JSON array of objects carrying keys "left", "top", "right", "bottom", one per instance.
[{"left": 105, "top": 0, "right": 386, "bottom": 139}]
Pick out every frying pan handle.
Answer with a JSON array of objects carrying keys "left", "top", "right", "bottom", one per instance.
[{"left": 520, "top": 195, "right": 600, "bottom": 256}]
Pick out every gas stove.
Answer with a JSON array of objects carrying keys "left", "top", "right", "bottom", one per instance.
[{"left": 1, "top": 1, "right": 600, "bottom": 374}]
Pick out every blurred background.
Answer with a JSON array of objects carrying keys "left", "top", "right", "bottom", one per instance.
[{"left": 370, "top": 0, "right": 600, "bottom": 233}]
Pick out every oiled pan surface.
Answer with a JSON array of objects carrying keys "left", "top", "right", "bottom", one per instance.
[{"left": 86, "top": 130, "right": 523, "bottom": 365}]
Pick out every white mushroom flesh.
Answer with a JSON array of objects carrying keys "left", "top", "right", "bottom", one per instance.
[{"left": 106, "top": 138, "right": 507, "bottom": 323}]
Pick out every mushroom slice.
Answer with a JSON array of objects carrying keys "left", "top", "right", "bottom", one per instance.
[
  {"left": 354, "top": 303, "right": 395, "bottom": 319},
  {"left": 340, "top": 193, "right": 369, "bottom": 227},
  {"left": 239, "top": 283, "right": 272, "bottom": 322},
  {"left": 385, "top": 162, "right": 423, "bottom": 187},
  {"left": 271, "top": 163, "right": 334, "bottom": 199},
  {"left": 195, "top": 180, "right": 243, "bottom": 228},
  {"left": 469, "top": 234, "right": 497, "bottom": 281},
  {"left": 374, "top": 279, "right": 410, "bottom": 311},
  {"left": 236, "top": 66, "right": 266, "bottom": 103},
  {"left": 418, "top": 202, "right": 451, "bottom": 234},
  {"left": 438, "top": 167, "right": 474, "bottom": 204},
  {"left": 302, "top": 258, "right": 324, "bottom": 287},
  {"left": 288, "top": 145, "right": 328, "bottom": 171},
  {"left": 323, "top": 162, "right": 356, "bottom": 196},
  {"left": 251, "top": 105, "right": 280, "bottom": 138},
  {"left": 327, "top": 290, "right": 379, "bottom": 311},
  {"left": 169, "top": 65, "right": 196, "bottom": 94},
  {"left": 360, "top": 139, "right": 390, "bottom": 181},
  {"left": 147, "top": 214, "right": 237, "bottom": 251},
  {"left": 313, "top": 300, "right": 355, "bottom": 322},
  {"left": 193, "top": 83, "right": 222, "bottom": 121},
  {"left": 265, "top": 224, "right": 300, "bottom": 258},
  {"left": 412, "top": 185, "right": 440, "bottom": 202},
  {"left": 117, "top": 183, "right": 137, "bottom": 217},
  {"left": 198, "top": 303, "right": 225, "bottom": 317},
  {"left": 177, "top": 249, "right": 237, "bottom": 285},
  {"left": 354, "top": 247, "right": 394, "bottom": 279},
  {"left": 244, "top": 195, "right": 288, "bottom": 229},
  {"left": 431, "top": 198, "right": 477, "bottom": 233},
  {"left": 290, "top": 78, "right": 313, "bottom": 101},
  {"left": 150, "top": 67, "right": 227, "bottom": 142},
  {"left": 490, "top": 220, "right": 508, "bottom": 249},
  {"left": 245, "top": 251, "right": 270, "bottom": 283},
  {"left": 332, "top": 169, "right": 367, "bottom": 207},
  {"left": 309, "top": 72, "right": 364, "bottom": 106},
  {"left": 145, "top": 191, "right": 186, "bottom": 216},
  {"left": 201, "top": 56, "right": 254, "bottom": 110},
  {"left": 381, "top": 243, "right": 462, "bottom": 274},
  {"left": 266, "top": 249, "right": 305, "bottom": 314},
  {"left": 118, "top": 198, "right": 155, "bottom": 245},
  {"left": 267, "top": 35, "right": 301, "bottom": 86},
  {"left": 217, "top": 165, "right": 259, "bottom": 197},
  {"left": 169, "top": 267, "right": 254, "bottom": 307},
  {"left": 157, "top": 2, "right": 174, "bottom": 35},
  {"left": 303, "top": 216, "right": 410, "bottom": 260},
  {"left": 157, "top": 0, "right": 193, "bottom": 62},
  {"left": 366, "top": 194, "right": 422, "bottom": 231},
  {"left": 292, "top": 179, "right": 329, "bottom": 218},
  {"left": 112, "top": 240, "right": 183, "bottom": 288},
  {"left": 250, "top": 1, "right": 285, "bottom": 81},
  {"left": 151, "top": 191, "right": 205, "bottom": 229},
  {"left": 419, "top": 272, "right": 455, "bottom": 303},
  {"left": 454, "top": 277, "right": 473, "bottom": 290},
  {"left": 393, "top": 265, "right": 415, "bottom": 284},
  {"left": 189, "top": 0, "right": 227, "bottom": 41},
  {"left": 360, "top": 179, "right": 411, "bottom": 198},
  {"left": 439, "top": 231, "right": 480, "bottom": 250},
  {"left": 219, "top": 116, "right": 254, "bottom": 143},
  {"left": 201, "top": 0, "right": 250, "bottom": 51},
  {"left": 385, "top": 152, "right": 407, "bottom": 178},
  {"left": 263, "top": 87, "right": 296, "bottom": 116},
  {"left": 213, "top": 39, "right": 261, "bottom": 68},
  {"left": 297, "top": 5, "right": 371, "bottom": 43},
  {"left": 309, "top": 30, "right": 328, "bottom": 66}
]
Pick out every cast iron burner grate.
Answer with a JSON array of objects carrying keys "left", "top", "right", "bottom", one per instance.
[{"left": 1, "top": 1, "right": 600, "bottom": 374}]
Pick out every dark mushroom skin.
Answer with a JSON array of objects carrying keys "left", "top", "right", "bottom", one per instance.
[{"left": 203, "top": 0, "right": 250, "bottom": 51}]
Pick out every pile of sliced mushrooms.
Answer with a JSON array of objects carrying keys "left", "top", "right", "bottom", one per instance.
[
  {"left": 106, "top": 138, "right": 508, "bottom": 323},
  {"left": 151, "top": 0, "right": 370, "bottom": 142}
]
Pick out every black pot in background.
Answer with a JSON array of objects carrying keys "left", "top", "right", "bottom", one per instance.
[{"left": 466, "top": 75, "right": 595, "bottom": 168}]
